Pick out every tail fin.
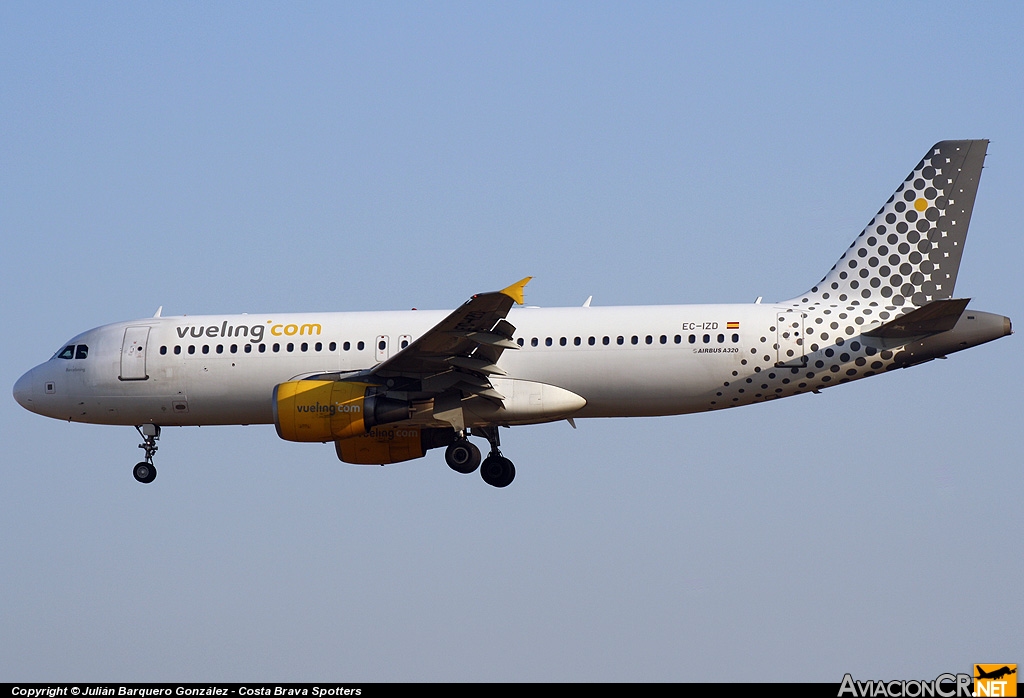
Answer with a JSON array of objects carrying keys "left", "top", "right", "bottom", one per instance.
[{"left": 789, "top": 140, "right": 988, "bottom": 308}]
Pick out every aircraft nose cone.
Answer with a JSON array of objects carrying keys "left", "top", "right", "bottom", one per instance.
[
  {"left": 13, "top": 366, "right": 44, "bottom": 413},
  {"left": 13, "top": 370, "right": 32, "bottom": 409}
]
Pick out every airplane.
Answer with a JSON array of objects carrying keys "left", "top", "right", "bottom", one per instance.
[
  {"left": 975, "top": 666, "right": 1016, "bottom": 681},
  {"left": 13, "top": 140, "right": 1012, "bottom": 488}
]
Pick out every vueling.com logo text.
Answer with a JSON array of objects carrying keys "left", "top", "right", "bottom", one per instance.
[
  {"left": 295, "top": 401, "right": 361, "bottom": 416},
  {"left": 175, "top": 320, "right": 322, "bottom": 344}
]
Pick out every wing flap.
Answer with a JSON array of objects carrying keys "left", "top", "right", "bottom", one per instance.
[
  {"left": 370, "top": 278, "right": 531, "bottom": 386},
  {"left": 456, "top": 331, "right": 520, "bottom": 350},
  {"left": 446, "top": 356, "right": 508, "bottom": 375}
]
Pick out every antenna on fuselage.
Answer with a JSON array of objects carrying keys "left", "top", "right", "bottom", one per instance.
[{"left": 153, "top": 306, "right": 163, "bottom": 318}]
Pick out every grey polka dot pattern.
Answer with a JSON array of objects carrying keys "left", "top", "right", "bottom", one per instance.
[
  {"left": 801, "top": 140, "right": 986, "bottom": 309},
  {"left": 705, "top": 141, "right": 988, "bottom": 410}
]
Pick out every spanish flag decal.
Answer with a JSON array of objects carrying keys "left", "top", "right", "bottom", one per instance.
[{"left": 727, "top": 321, "right": 740, "bottom": 330}]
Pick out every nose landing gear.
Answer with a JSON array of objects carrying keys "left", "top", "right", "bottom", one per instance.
[
  {"left": 133, "top": 461, "right": 156, "bottom": 484},
  {"left": 133, "top": 424, "right": 160, "bottom": 484}
]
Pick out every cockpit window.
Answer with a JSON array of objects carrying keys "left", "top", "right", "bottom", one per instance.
[{"left": 54, "top": 344, "right": 89, "bottom": 360}]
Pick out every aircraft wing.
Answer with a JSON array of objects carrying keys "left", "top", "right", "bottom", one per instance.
[{"left": 361, "top": 277, "right": 532, "bottom": 400}]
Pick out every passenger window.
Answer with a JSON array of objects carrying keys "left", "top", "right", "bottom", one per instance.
[
  {"left": 315, "top": 342, "right": 323, "bottom": 351},
  {"left": 559, "top": 337, "right": 567, "bottom": 346},
  {"left": 343, "top": 341, "right": 350, "bottom": 351},
  {"left": 273, "top": 343, "right": 280, "bottom": 352},
  {"left": 689, "top": 334, "right": 696, "bottom": 344},
  {"left": 602, "top": 336, "right": 610, "bottom": 345},
  {"left": 645, "top": 335, "right": 653, "bottom": 345},
  {"left": 674, "top": 335, "right": 682, "bottom": 344},
  {"left": 202, "top": 345, "right": 210, "bottom": 354},
  {"left": 631, "top": 336, "right": 639, "bottom": 345},
  {"left": 400, "top": 339, "right": 409, "bottom": 349},
  {"left": 574, "top": 337, "right": 582, "bottom": 346},
  {"left": 517, "top": 338, "right": 525, "bottom": 347},
  {"left": 717, "top": 334, "right": 724, "bottom": 343},
  {"left": 588, "top": 336, "right": 595, "bottom": 346},
  {"left": 174, "top": 346, "right": 182, "bottom": 355},
  {"left": 160, "top": 346, "right": 167, "bottom": 356},
  {"left": 287, "top": 343, "right": 294, "bottom": 352},
  {"left": 188, "top": 346, "right": 196, "bottom": 355},
  {"left": 732, "top": 334, "right": 739, "bottom": 343},
  {"left": 357, "top": 341, "right": 365, "bottom": 351},
  {"left": 617, "top": 336, "right": 624, "bottom": 345},
  {"left": 244, "top": 344, "right": 252, "bottom": 353},
  {"left": 216, "top": 345, "right": 224, "bottom": 354},
  {"left": 329, "top": 342, "right": 337, "bottom": 351},
  {"left": 301, "top": 343, "right": 308, "bottom": 352},
  {"left": 531, "top": 338, "right": 539, "bottom": 347},
  {"left": 660, "top": 335, "right": 667, "bottom": 344},
  {"left": 545, "top": 337, "right": 552, "bottom": 346},
  {"left": 230, "top": 345, "right": 238, "bottom": 353},
  {"left": 702, "top": 334, "right": 710, "bottom": 343},
  {"left": 258, "top": 344, "right": 266, "bottom": 353},
  {"left": 57, "top": 345, "right": 75, "bottom": 360}
]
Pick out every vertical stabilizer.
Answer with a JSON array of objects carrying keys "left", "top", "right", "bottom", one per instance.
[{"left": 788, "top": 140, "right": 987, "bottom": 308}]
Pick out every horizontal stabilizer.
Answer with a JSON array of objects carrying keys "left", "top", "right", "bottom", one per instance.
[{"left": 863, "top": 298, "right": 970, "bottom": 338}]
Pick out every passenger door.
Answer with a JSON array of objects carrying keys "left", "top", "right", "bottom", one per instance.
[{"left": 120, "top": 326, "right": 151, "bottom": 380}]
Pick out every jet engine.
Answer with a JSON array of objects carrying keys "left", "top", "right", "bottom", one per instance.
[
  {"left": 273, "top": 380, "right": 410, "bottom": 442},
  {"left": 335, "top": 426, "right": 454, "bottom": 465}
]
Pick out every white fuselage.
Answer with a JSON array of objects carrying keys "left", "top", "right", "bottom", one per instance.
[
  {"left": 14, "top": 301, "right": 1010, "bottom": 430},
  {"left": 16, "top": 303, "right": 789, "bottom": 426}
]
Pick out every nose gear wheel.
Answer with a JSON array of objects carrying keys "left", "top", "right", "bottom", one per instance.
[
  {"left": 133, "top": 425, "right": 161, "bottom": 484},
  {"left": 133, "top": 461, "right": 157, "bottom": 484}
]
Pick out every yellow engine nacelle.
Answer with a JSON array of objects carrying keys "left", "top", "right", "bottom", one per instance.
[
  {"left": 335, "top": 427, "right": 425, "bottom": 464},
  {"left": 335, "top": 426, "right": 457, "bottom": 465},
  {"left": 273, "top": 380, "right": 410, "bottom": 442}
]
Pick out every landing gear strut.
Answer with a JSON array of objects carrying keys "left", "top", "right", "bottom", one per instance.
[
  {"left": 133, "top": 424, "right": 160, "bottom": 484},
  {"left": 472, "top": 426, "right": 515, "bottom": 488}
]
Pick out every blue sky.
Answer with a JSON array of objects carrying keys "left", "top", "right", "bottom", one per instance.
[{"left": 2, "top": 2, "right": 1021, "bottom": 681}]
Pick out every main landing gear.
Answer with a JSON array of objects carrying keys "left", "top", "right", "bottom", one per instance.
[
  {"left": 133, "top": 424, "right": 160, "bottom": 484},
  {"left": 444, "top": 439, "right": 481, "bottom": 474},
  {"left": 444, "top": 426, "right": 515, "bottom": 488}
]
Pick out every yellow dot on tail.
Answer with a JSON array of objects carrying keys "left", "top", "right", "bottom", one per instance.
[{"left": 914, "top": 197, "right": 928, "bottom": 212}]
